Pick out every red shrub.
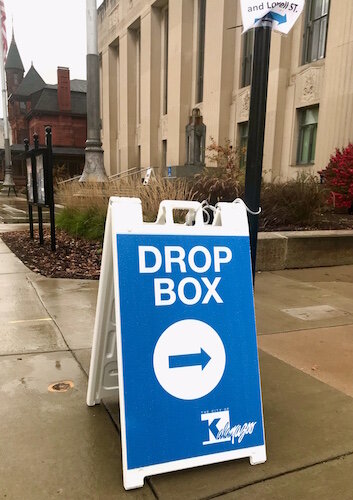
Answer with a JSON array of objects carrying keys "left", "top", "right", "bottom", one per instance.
[{"left": 319, "top": 144, "right": 353, "bottom": 210}]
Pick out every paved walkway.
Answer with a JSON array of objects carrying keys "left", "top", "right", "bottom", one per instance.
[
  {"left": 0, "top": 191, "right": 55, "bottom": 223},
  {"left": 1, "top": 226, "right": 353, "bottom": 499}
]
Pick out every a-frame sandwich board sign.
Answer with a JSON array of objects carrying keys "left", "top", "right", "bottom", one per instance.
[{"left": 87, "top": 197, "right": 266, "bottom": 490}]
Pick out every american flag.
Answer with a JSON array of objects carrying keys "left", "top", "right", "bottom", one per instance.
[{"left": 0, "top": 0, "right": 7, "bottom": 61}]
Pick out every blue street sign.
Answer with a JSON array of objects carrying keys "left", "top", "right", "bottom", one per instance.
[
  {"left": 116, "top": 233, "right": 265, "bottom": 470},
  {"left": 255, "top": 11, "right": 287, "bottom": 24}
]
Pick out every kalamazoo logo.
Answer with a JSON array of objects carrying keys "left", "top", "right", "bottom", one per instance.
[{"left": 201, "top": 410, "right": 256, "bottom": 445}]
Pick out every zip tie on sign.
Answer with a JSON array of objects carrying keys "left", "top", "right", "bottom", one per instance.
[
  {"left": 185, "top": 200, "right": 216, "bottom": 226},
  {"left": 185, "top": 198, "right": 261, "bottom": 225},
  {"left": 232, "top": 198, "right": 262, "bottom": 215},
  {"left": 200, "top": 201, "right": 217, "bottom": 225}
]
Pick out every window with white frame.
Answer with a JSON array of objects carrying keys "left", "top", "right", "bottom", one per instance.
[{"left": 302, "top": 0, "right": 330, "bottom": 64}]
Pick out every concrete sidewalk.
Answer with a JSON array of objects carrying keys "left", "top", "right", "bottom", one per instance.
[
  {"left": 0, "top": 191, "right": 59, "bottom": 223},
  {"left": 1, "top": 229, "right": 353, "bottom": 499}
]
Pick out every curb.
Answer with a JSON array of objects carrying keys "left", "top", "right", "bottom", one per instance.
[{"left": 257, "top": 230, "right": 353, "bottom": 271}]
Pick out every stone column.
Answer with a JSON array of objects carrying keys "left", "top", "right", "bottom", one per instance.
[
  {"left": 100, "top": 47, "right": 118, "bottom": 176},
  {"left": 119, "top": 29, "right": 137, "bottom": 171},
  {"left": 262, "top": 33, "right": 292, "bottom": 182},
  {"left": 167, "top": 0, "right": 194, "bottom": 166},
  {"left": 202, "top": 0, "right": 236, "bottom": 150},
  {"left": 140, "top": 7, "right": 161, "bottom": 169}
]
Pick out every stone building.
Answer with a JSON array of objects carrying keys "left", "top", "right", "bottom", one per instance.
[{"left": 98, "top": 0, "right": 350, "bottom": 181}]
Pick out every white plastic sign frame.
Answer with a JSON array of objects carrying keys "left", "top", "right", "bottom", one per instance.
[{"left": 87, "top": 197, "right": 266, "bottom": 490}]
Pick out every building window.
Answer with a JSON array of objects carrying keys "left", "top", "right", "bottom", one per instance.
[
  {"left": 297, "top": 106, "right": 319, "bottom": 164},
  {"left": 302, "top": 0, "right": 330, "bottom": 64},
  {"left": 18, "top": 129, "right": 28, "bottom": 144},
  {"left": 162, "top": 140, "right": 167, "bottom": 169},
  {"left": 238, "top": 122, "right": 248, "bottom": 168},
  {"left": 196, "top": 0, "right": 206, "bottom": 104},
  {"left": 162, "top": 6, "right": 169, "bottom": 115},
  {"left": 241, "top": 30, "right": 254, "bottom": 88},
  {"left": 136, "top": 28, "right": 141, "bottom": 124}
]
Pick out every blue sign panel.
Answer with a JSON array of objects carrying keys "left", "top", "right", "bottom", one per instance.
[{"left": 116, "top": 234, "right": 265, "bottom": 470}]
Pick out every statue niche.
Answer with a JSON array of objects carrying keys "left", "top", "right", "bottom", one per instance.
[{"left": 185, "top": 108, "right": 206, "bottom": 167}]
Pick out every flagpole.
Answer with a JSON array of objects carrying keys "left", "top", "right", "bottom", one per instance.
[{"left": 0, "top": 15, "right": 15, "bottom": 193}]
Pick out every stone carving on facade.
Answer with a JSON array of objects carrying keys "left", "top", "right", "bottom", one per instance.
[
  {"left": 303, "top": 73, "right": 315, "bottom": 99},
  {"left": 109, "top": 5, "right": 120, "bottom": 30},
  {"left": 294, "top": 66, "right": 322, "bottom": 108},
  {"left": 236, "top": 88, "right": 250, "bottom": 122}
]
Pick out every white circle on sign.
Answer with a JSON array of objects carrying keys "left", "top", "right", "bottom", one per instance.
[{"left": 153, "top": 319, "right": 226, "bottom": 400}]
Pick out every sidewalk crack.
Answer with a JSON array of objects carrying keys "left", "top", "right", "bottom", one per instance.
[
  {"left": 201, "top": 451, "right": 353, "bottom": 499},
  {"left": 27, "top": 275, "right": 70, "bottom": 352}
]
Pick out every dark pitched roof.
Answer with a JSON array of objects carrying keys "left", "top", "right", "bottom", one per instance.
[
  {"left": 14, "top": 65, "right": 46, "bottom": 97},
  {"left": 71, "top": 92, "right": 87, "bottom": 114},
  {"left": 46, "top": 79, "right": 87, "bottom": 93},
  {"left": 70, "top": 80, "right": 87, "bottom": 93},
  {"left": 5, "top": 36, "right": 24, "bottom": 72},
  {"left": 32, "top": 88, "right": 86, "bottom": 115},
  {"left": 33, "top": 88, "right": 58, "bottom": 111}
]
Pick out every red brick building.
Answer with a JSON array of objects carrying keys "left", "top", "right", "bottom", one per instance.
[{"left": 4, "top": 34, "right": 87, "bottom": 179}]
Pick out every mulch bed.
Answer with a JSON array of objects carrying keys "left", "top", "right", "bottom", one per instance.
[
  {"left": 2, "top": 228, "right": 102, "bottom": 280},
  {"left": 259, "top": 212, "right": 353, "bottom": 231},
  {"left": 2, "top": 212, "right": 353, "bottom": 280}
]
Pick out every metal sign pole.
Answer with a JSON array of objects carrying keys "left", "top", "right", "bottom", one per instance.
[
  {"left": 244, "top": 19, "right": 272, "bottom": 282},
  {"left": 45, "top": 126, "right": 56, "bottom": 252},
  {"left": 79, "top": 0, "right": 108, "bottom": 182},
  {"left": 33, "top": 133, "right": 44, "bottom": 246},
  {"left": 24, "top": 138, "right": 34, "bottom": 240}
]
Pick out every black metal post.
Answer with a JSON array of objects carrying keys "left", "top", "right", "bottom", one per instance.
[
  {"left": 38, "top": 208, "right": 44, "bottom": 245},
  {"left": 24, "top": 138, "right": 34, "bottom": 240},
  {"left": 28, "top": 205, "right": 34, "bottom": 239},
  {"left": 34, "top": 133, "right": 44, "bottom": 246},
  {"left": 244, "top": 20, "right": 272, "bottom": 282},
  {"left": 33, "top": 133, "right": 39, "bottom": 150},
  {"left": 45, "top": 126, "right": 56, "bottom": 251}
]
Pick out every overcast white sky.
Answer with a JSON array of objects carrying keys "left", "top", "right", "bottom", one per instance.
[{"left": 4, "top": 0, "right": 104, "bottom": 84}]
